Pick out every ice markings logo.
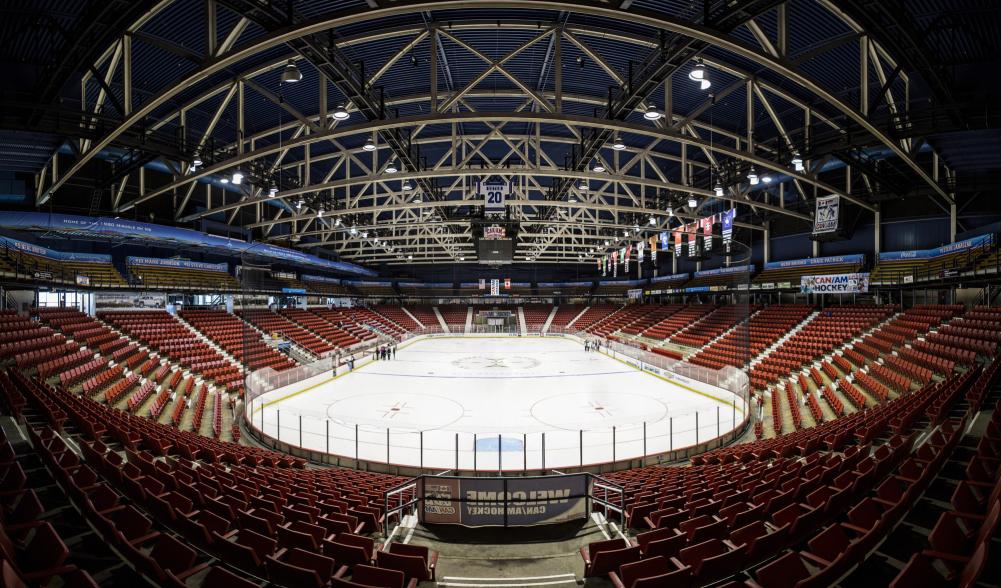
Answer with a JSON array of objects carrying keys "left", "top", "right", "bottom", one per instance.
[{"left": 452, "top": 356, "right": 540, "bottom": 370}]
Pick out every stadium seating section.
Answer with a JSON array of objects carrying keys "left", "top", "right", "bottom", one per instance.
[
  {"left": 1, "top": 302, "right": 999, "bottom": 588},
  {"left": 130, "top": 264, "right": 240, "bottom": 290}
]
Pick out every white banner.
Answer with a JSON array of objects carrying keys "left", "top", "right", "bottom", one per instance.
[
  {"left": 490, "top": 278, "right": 500, "bottom": 296},
  {"left": 800, "top": 273, "right": 870, "bottom": 294},
  {"left": 813, "top": 195, "right": 840, "bottom": 233},
  {"left": 479, "top": 181, "right": 510, "bottom": 213}
]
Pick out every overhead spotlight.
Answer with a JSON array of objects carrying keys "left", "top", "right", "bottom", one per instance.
[
  {"left": 334, "top": 218, "right": 342, "bottom": 226},
  {"left": 688, "top": 195, "right": 698, "bottom": 209},
  {"left": 317, "top": 208, "right": 324, "bottom": 218},
  {"left": 666, "top": 205, "right": 673, "bottom": 216},
  {"left": 568, "top": 195, "right": 577, "bottom": 203},
  {"left": 714, "top": 183, "right": 724, "bottom": 197},
  {"left": 612, "top": 136, "right": 626, "bottom": 150},
  {"left": 281, "top": 59, "right": 302, "bottom": 83},
  {"left": 361, "top": 231, "right": 368, "bottom": 238},
  {"left": 791, "top": 154, "right": 805, "bottom": 172},
  {"left": 688, "top": 61, "right": 711, "bottom": 90},
  {"left": 643, "top": 105, "right": 663, "bottom": 121},
  {"left": 623, "top": 230, "right": 629, "bottom": 237},
  {"left": 604, "top": 240, "right": 610, "bottom": 246},
  {"left": 349, "top": 226, "right": 358, "bottom": 236},
  {"left": 333, "top": 104, "right": 349, "bottom": 120},
  {"left": 363, "top": 137, "right": 376, "bottom": 151},
  {"left": 374, "top": 237, "right": 380, "bottom": 243},
  {"left": 407, "top": 254, "right": 413, "bottom": 260},
  {"left": 459, "top": 256, "right": 465, "bottom": 261},
  {"left": 592, "top": 160, "right": 605, "bottom": 173},
  {"left": 385, "top": 159, "right": 398, "bottom": 173},
  {"left": 268, "top": 185, "right": 278, "bottom": 196},
  {"left": 231, "top": 170, "right": 243, "bottom": 185},
  {"left": 649, "top": 216, "right": 657, "bottom": 226},
  {"left": 219, "top": 177, "right": 229, "bottom": 184},
  {"left": 402, "top": 178, "right": 413, "bottom": 191},
  {"left": 413, "top": 193, "right": 422, "bottom": 203},
  {"left": 578, "top": 180, "right": 588, "bottom": 192},
  {"left": 192, "top": 154, "right": 203, "bottom": 168},
  {"left": 296, "top": 200, "right": 303, "bottom": 209},
  {"left": 762, "top": 173, "right": 773, "bottom": 183},
  {"left": 747, "top": 166, "right": 759, "bottom": 186}
]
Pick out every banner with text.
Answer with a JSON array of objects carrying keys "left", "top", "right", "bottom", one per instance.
[
  {"left": 813, "top": 195, "right": 840, "bottom": 233},
  {"left": 420, "top": 474, "right": 588, "bottom": 527},
  {"left": 800, "top": 273, "right": 870, "bottom": 294}
]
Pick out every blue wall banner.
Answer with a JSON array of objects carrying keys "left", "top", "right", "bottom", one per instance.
[
  {"left": 0, "top": 212, "right": 375, "bottom": 277},
  {"left": 878, "top": 234, "right": 993, "bottom": 261},
  {"left": 281, "top": 288, "right": 307, "bottom": 294},
  {"left": 0, "top": 235, "right": 111, "bottom": 263},
  {"left": 764, "top": 254, "right": 864, "bottom": 270},
  {"left": 650, "top": 272, "right": 690, "bottom": 283},
  {"left": 126, "top": 256, "right": 228, "bottom": 273},
  {"left": 694, "top": 264, "right": 755, "bottom": 278},
  {"left": 301, "top": 274, "right": 342, "bottom": 284},
  {"left": 419, "top": 474, "right": 588, "bottom": 527}
]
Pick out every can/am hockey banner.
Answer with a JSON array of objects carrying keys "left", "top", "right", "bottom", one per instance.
[
  {"left": 801, "top": 273, "right": 870, "bottom": 294},
  {"left": 813, "top": 195, "right": 840, "bottom": 234},
  {"left": 419, "top": 474, "right": 588, "bottom": 527}
]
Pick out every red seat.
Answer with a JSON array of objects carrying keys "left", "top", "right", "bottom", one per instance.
[
  {"left": 386, "top": 543, "right": 437, "bottom": 581},
  {"left": 609, "top": 555, "right": 691, "bottom": 588},
  {"left": 374, "top": 550, "right": 432, "bottom": 582},
  {"left": 675, "top": 538, "right": 745, "bottom": 585},
  {"left": 265, "top": 547, "right": 336, "bottom": 588}
]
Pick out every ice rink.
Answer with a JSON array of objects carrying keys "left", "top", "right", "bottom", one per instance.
[{"left": 249, "top": 336, "right": 744, "bottom": 471}]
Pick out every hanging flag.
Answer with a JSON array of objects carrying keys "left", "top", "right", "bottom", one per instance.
[
  {"left": 674, "top": 230, "right": 682, "bottom": 256},
  {"left": 612, "top": 250, "right": 618, "bottom": 277},
  {"left": 649, "top": 235, "right": 658, "bottom": 264},
  {"left": 687, "top": 223, "right": 697, "bottom": 257},
  {"left": 700, "top": 216, "right": 714, "bottom": 251},
  {"left": 723, "top": 208, "right": 735, "bottom": 242},
  {"left": 624, "top": 245, "right": 632, "bottom": 265},
  {"left": 503, "top": 278, "right": 511, "bottom": 290},
  {"left": 637, "top": 241, "right": 644, "bottom": 263},
  {"left": 478, "top": 278, "right": 486, "bottom": 290}
]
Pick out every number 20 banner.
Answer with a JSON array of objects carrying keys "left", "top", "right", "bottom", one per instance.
[{"left": 479, "top": 181, "right": 510, "bottom": 212}]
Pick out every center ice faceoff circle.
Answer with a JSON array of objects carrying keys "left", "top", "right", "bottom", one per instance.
[{"left": 451, "top": 355, "right": 541, "bottom": 370}]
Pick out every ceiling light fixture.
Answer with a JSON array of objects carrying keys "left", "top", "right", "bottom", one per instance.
[
  {"left": 363, "top": 137, "right": 376, "bottom": 151},
  {"left": 268, "top": 185, "right": 278, "bottom": 196},
  {"left": 666, "top": 205, "right": 673, "bottom": 216},
  {"left": 761, "top": 173, "right": 773, "bottom": 183},
  {"left": 791, "top": 154, "right": 805, "bottom": 172},
  {"left": 714, "top": 183, "right": 724, "bottom": 197},
  {"left": 333, "top": 104, "right": 349, "bottom": 120},
  {"left": 688, "top": 61, "right": 711, "bottom": 90},
  {"left": 385, "top": 159, "right": 398, "bottom": 173},
  {"left": 280, "top": 59, "right": 302, "bottom": 83},
  {"left": 649, "top": 216, "right": 656, "bottom": 226},
  {"left": 402, "top": 178, "right": 413, "bottom": 191},
  {"left": 231, "top": 170, "right": 243, "bottom": 185},
  {"left": 592, "top": 160, "right": 605, "bottom": 173},
  {"left": 192, "top": 154, "right": 202, "bottom": 168},
  {"left": 643, "top": 105, "right": 663, "bottom": 121},
  {"left": 747, "top": 166, "right": 759, "bottom": 186},
  {"left": 578, "top": 180, "right": 588, "bottom": 192},
  {"left": 688, "top": 196, "right": 698, "bottom": 209},
  {"left": 219, "top": 177, "right": 229, "bottom": 184},
  {"left": 612, "top": 136, "right": 626, "bottom": 150}
]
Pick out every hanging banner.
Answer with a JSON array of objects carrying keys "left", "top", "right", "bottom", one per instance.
[
  {"left": 813, "top": 195, "right": 840, "bottom": 234},
  {"left": 674, "top": 230, "right": 682, "bottom": 257},
  {"left": 637, "top": 241, "right": 644, "bottom": 263},
  {"left": 649, "top": 236, "right": 658, "bottom": 264},
  {"left": 722, "top": 209, "right": 735, "bottom": 242},
  {"left": 612, "top": 251, "right": 618, "bottom": 277},
  {"left": 503, "top": 278, "right": 511, "bottom": 290},
  {"left": 490, "top": 278, "right": 500, "bottom": 296},
  {"left": 800, "top": 273, "right": 870, "bottom": 294},
  {"left": 624, "top": 245, "right": 632, "bottom": 265},
  {"left": 479, "top": 180, "right": 511, "bottom": 213},
  {"left": 479, "top": 278, "right": 486, "bottom": 290},
  {"left": 686, "top": 223, "right": 697, "bottom": 257},
  {"left": 700, "top": 216, "right": 714, "bottom": 251}
]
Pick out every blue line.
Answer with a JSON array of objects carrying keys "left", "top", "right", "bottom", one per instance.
[{"left": 353, "top": 370, "right": 635, "bottom": 380}]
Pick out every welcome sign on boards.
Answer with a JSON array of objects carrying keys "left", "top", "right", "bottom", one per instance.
[{"left": 419, "top": 475, "right": 588, "bottom": 527}]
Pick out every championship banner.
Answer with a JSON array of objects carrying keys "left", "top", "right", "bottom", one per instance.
[
  {"left": 674, "top": 230, "right": 682, "bottom": 257},
  {"left": 636, "top": 241, "right": 644, "bottom": 263},
  {"left": 722, "top": 209, "right": 735, "bottom": 242},
  {"left": 686, "top": 223, "right": 697, "bottom": 257},
  {"left": 479, "top": 278, "right": 486, "bottom": 290},
  {"left": 624, "top": 245, "right": 632, "bottom": 265},
  {"left": 503, "top": 278, "right": 511, "bottom": 290},
  {"left": 700, "top": 216, "right": 714, "bottom": 251},
  {"left": 490, "top": 278, "right": 500, "bottom": 296},
  {"left": 612, "top": 250, "right": 618, "bottom": 277},
  {"left": 420, "top": 474, "right": 588, "bottom": 527},
  {"left": 800, "top": 273, "right": 870, "bottom": 294},
  {"left": 479, "top": 180, "right": 510, "bottom": 213},
  {"left": 649, "top": 236, "right": 658, "bottom": 263},
  {"left": 813, "top": 195, "right": 840, "bottom": 234}
]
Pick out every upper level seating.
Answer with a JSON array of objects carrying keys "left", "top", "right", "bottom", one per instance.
[
  {"left": 438, "top": 305, "right": 468, "bottom": 328},
  {"left": 180, "top": 309, "right": 296, "bottom": 372},
  {"left": 549, "top": 305, "right": 585, "bottom": 329},
  {"left": 749, "top": 306, "right": 895, "bottom": 390},
  {"left": 281, "top": 308, "right": 363, "bottom": 349},
  {"left": 302, "top": 279, "right": 351, "bottom": 295},
  {"left": 407, "top": 305, "right": 440, "bottom": 328},
  {"left": 688, "top": 305, "right": 813, "bottom": 370},
  {"left": 753, "top": 260, "right": 864, "bottom": 285},
  {"left": 373, "top": 305, "right": 419, "bottom": 331},
  {"left": 348, "top": 282, "right": 396, "bottom": 297},
  {"left": 522, "top": 305, "right": 552, "bottom": 330},
  {"left": 872, "top": 240, "right": 995, "bottom": 285},
  {"left": 238, "top": 310, "right": 336, "bottom": 357},
  {"left": 130, "top": 264, "right": 239, "bottom": 290},
  {"left": 2, "top": 249, "right": 126, "bottom": 287},
  {"left": 99, "top": 310, "right": 243, "bottom": 392},
  {"left": 669, "top": 305, "right": 747, "bottom": 348}
]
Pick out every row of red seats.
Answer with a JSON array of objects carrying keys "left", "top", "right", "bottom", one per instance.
[
  {"left": 239, "top": 309, "right": 336, "bottom": 357},
  {"left": 59, "top": 357, "right": 109, "bottom": 388},
  {"left": 127, "top": 380, "right": 157, "bottom": 412},
  {"left": 81, "top": 365, "right": 125, "bottom": 396},
  {"left": 671, "top": 306, "right": 755, "bottom": 348},
  {"left": 180, "top": 309, "right": 297, "bottom": 373},
  {"left": 644, "top": 304, "right": 715, "bottom": 341},
  {"left": 104, "top": 373, "right": 141, "bottom": 404}
]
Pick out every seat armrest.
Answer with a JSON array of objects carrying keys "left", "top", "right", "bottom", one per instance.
[
  {"left": 128, "top": 530, "right": 162, "bottom": 547},
  {"left": 333, "top": 565, "right": 349, "bottom": 579},
  {"left": 272, "top": 548, "right": 287, "bottom": 559},
  {"left": 406, "top": 580, "right": 419, "bottom": 588},
  {"left": 578, "top": 546, "right": 591, "bottom": 565},
  {"left": 921, "top": 550, "right": 971, "bottom": 563},
  {"left": 841, "top": 522, "right": 871, "bottom": 535},
  {"left": 609, "top": 571, "right": 626, "bottom": 588},
  {"left": 799, "top": 551, "right": 832, "bottom": 567},
  {"left": 174, "top": 562, "right": 212, "bottom": 581}
]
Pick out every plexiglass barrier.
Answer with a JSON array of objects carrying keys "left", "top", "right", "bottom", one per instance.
[{"left": 242, "top": 328, "right": 751, "bottom": 474}]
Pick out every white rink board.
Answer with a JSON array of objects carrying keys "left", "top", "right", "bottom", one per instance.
[{"left": 250, "top": 336, "right": 743, "bottom": 471}]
